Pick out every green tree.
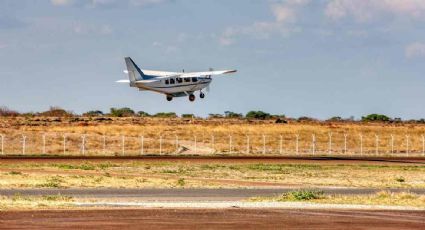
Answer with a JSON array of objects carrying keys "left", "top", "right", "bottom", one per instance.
[
  {"left": 361, "top": 114, "right": 390, "bottom": 122},
  {"left": 39, "top": 106, "right": 73, "bottom": 117},
  {"left": 224, "top": 111, "right": 243, "bottom": 118},
  {"left": 83, "top": 110, "right": 104, "bottom": 117},
  {"left": 153, "top": 112, "right": 177, "bottom": 118},
  {"left": 137, "top": 111, "right": 150, "bottom": 117},
  {"left": 109, "top": 107, "right": 135, "bottom": 117},
  {"left": 246, "top": 111, "right": 271, "bottom": 120}
]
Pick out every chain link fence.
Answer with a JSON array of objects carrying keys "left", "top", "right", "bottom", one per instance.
[{"left": 0, "top": 132, "right": 424, "bottom": 157}]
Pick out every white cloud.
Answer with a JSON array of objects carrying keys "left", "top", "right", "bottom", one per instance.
[
  {"left": 51, "top": 0, "right": 171, "bottom": 8},
  {"left": 50, "top": 0, "right": 74, "bottom": 6},
  {"left": 405, "top": 42, "right": 425, "bottom": 59},
  {"left": 219, "top": 0, "right": 310, "bottom": 46},
  {"left": 72, "top": 21, "right": 113, "bottom": 35},
  {"left": 326, "top": 0, "right": 425, "bottom": 22}
]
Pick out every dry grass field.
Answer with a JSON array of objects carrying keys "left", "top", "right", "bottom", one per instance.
[
  {"left": 1, "top": 117, "right": 425, "bottom": 156},
  {"left": 1, "top": 160, "right": 424, "bottom": 189}
]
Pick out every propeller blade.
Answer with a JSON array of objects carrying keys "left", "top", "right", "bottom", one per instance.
[{"left": 206, "top": 85, "right": 210, "bottom": 93}]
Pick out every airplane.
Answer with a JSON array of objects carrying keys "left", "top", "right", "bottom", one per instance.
[{"left": 117, "top": 57, "right": 237, "bottom": 102}]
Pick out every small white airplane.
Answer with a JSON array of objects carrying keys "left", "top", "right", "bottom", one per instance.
[{"left": 117, "top": 57, "right": 237, "bottom": 101}]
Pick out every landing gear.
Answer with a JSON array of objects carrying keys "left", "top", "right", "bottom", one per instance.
[
  {"left": 200, "top": 92, "right": 205, "bottom": 99},
  {"left": 166, "top": 95, "right": 173, "bottom": 101},
  {"left": 189, "top": 94, "right": 195, "bottom": 102}
]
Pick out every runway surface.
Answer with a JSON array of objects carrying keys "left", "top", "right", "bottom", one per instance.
[
  {"left": 1, "top": 209, "right": 424, "bottom": 229},
  {"left": 2, "top": 188, "right": 425, "bottom": 201},
  {"left": 1, "top": 156, "right": 425, "bottom": 165}
]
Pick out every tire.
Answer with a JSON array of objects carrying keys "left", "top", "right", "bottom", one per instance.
[
  {"left": 166, "top": 95, "right": 173, "bottom": 101},
  {"left": 189, "top": 94, "right": 195, "bottom": 102},
  {"left": 200, "top": 92, "right": 205, "bottom": 99}
]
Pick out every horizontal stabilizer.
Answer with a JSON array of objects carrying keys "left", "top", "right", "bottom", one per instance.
[{"left": 116, "top": 79, "right": 130, "bottom": 83}]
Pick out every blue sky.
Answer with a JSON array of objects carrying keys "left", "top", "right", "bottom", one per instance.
[{"left": 1, "top": 0, "right": 425, "bottom": 119}]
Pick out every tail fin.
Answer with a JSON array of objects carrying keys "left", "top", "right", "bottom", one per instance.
[{"left": 124, "top": 57, "right": 146, "bottom": 83}]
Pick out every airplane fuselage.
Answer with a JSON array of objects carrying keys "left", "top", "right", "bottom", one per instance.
[{"left": 134, "top": 76, "right": 212, "bottom": 97}]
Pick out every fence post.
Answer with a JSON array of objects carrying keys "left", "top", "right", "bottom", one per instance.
[
  {"left": 344, "top": 134, "right": 348, "bottom": 155},
  {"left": 328, "top": 133, "right": 332, "bottom": 155},
  {"left": 121, "top": 135, "right": 125, "bottom": 156},
  {"left": 42, "top": 133, "right": 46, "bottom": 155},
  {"left": 63, "top": 134, "right": 66, "bottom": 154},
  {"left": 102, "top": 135, "right": 106, "bottom": 154},
  {"left": 81, "top": 135, "right": 86, "bottom": 156},
  {"left": 194, "top": 136, "right": 197, "bottom": 155},
  {"left": 279, "top": 135, "right": 283, "bottom": 155},
  {"left": 246, "top": 135, "right": 250, "bottom": 154},
  {"left": 22, "top": 135, "right": 26, "bottom": 155},
  {"left": 359, "top": 134, "right": 363, "bottom": 156},
  {"left": 406, "top": 135, "right": 409, "bottom": 157},
  {"left": 295, "top": 134, "right": 299, "bottom": 155},
  {"left": 375, "top": 134, "right": 379, "bottom": 156},
  {"left": 229, "top": 135, "right": 232, "bottom": 154},
  {"left": 211, "top": 135, "right": 215, "bottom": 151},
  {"left": 0, "top": 134, "right": 3, "bottom": 155},
  {"left": 159, "top": 135, "right": 162, "bottom": 155},
  {"left": 140, "top": 135, "right": 144, "bottom": 155},
  {"left": 390, "top": 134, "right": 394, "bottom": 155},
  {"left": 422, "top": 135, "right": 425, "bottom": 157},
  {"left": 312, "top": 134, "right": 316, "bottom": 155},
  {"left": 262, "top": 134, "right": 266, "bottom": 154}
]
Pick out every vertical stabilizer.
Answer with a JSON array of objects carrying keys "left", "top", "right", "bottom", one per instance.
[{"left": 124, "top": 57, "right": 147, "bottom": 84}]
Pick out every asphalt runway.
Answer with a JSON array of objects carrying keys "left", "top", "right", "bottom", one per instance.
[
  {"left": 1, "top": 156, "right": 425, "bottom": 165},
  {"left": 1, "top": 209, "right": 424, "bottom": 229},
  {"left": 2, "top": 188, "right": 425, "bottom": 201}
]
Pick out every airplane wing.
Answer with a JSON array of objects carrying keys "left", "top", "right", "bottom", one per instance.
[
  {"left": 142, "top": 69, "right": 179, "bottom": 77},
  {"left": 176, "top": 70, "right": 237, "bottom": 78},
  {"left": 116, "top": 79, "right": 159, "bottom": 83}
]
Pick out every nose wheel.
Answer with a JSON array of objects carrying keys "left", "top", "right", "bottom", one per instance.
[
  {"left": 200, "top": 92, "right": 205, "bottom": 99},
  {"left": 189, "top": 94, "right": 195, "bottom": 102},
  {"left": 166, "top": 95, "right": 173, "bottom": 101}
]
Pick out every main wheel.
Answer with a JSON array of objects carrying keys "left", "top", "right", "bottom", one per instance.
[
  {"left": 200, "top": 92, "right": 205, "bottom": 99},
  {"left": 166, "top": 95, "right": 173, "bottom": 101},
  {"left": 189, "top": 94, "right": 195, "bottom": 102}
]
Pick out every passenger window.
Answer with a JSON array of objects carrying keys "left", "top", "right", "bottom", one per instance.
[
  {"left": 165, "top": 79, "right": 169, "bottom": 85},
  {"left": 192, "top": 77, "right": 198, "bottom": 82},
  {"left": 176, "top": 78, "right": 183, "bottom": 83},
  {"left": 184, "top": 78, "right": 190, "bottom": 83},
  {"left": 170, "top": 78, "right": 175, "bottom": 84}
]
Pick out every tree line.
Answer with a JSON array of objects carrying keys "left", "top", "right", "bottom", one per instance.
[{"left": 0, "top": 106, "right": 424, "bottom": 123}]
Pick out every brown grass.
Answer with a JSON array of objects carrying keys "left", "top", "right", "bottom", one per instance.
[{"left": 0, "top": 117, "right": 425, "bottom": 156}]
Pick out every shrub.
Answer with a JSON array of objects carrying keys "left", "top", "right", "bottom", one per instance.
[
  {"left": 277, "top": 190, "right": 324, "bottom": 201},
  {"left": 297, "top": 116, "right": 317, "bottom": 122},
  {"left": 39, "top": 106, "right": 73, "bottom": 117},
  {"left": 361, "top": 114, "right": 391, "bottom": 122},
  {"left": 137, "top": 111, "right": 150, "bottom": 117},
  {"left": 109, "top": 107, "right": 135, "bottom": 117},
  {"left": 0, "top": 106, "right": 20, "bottom": 117},
  {"left": 395, "top": 176, "right": 405, "bottom": 182},
  {"left": 153, "top": 112, "right": 177, "bottom": 118},
  {"left": 224, "top": 111, "right": 243, "bottom": 118},
  {"left": 177, "top": 178, "right": 185, "bottom": 186},
  {"left": 83, "top": 110, "right": 104, "bottom": 117},
  {"left": 182, "top": 114, "right": 194, "bottom": 118},
  {"left": 246, "top": 111, "right": 271, "bottom": 120},
  {"left": 208, "top": 113, "right": 224, "bottom": 118}
]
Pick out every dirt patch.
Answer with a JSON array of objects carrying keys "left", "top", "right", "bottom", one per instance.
[{"left": 1, "top": 209, "right": 424, "bottom": 229}]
